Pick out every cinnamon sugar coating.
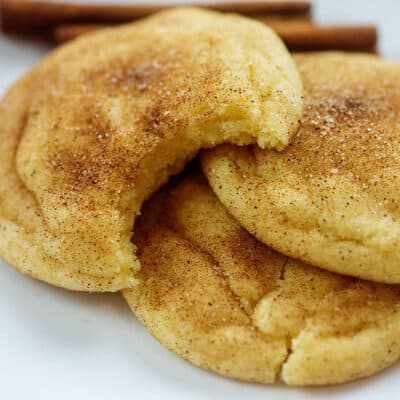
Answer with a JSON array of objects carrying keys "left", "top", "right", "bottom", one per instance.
[
  {"left": 203, "top": 52, "right": 400, "bottom": 283},
  {"left": 124, "top": 173, "right": 400, "bottom": 385},
  {"left": 0, "top": 7, "right": 302, "bottom": 291}
]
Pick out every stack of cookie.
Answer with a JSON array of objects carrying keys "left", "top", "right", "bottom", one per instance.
[{"left": 1, "top": 7, "right": 400, "bottom": 386}]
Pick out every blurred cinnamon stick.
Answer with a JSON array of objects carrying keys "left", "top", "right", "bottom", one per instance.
[
  {"left": 270, "top": 21, "right": 377, "bottom": 52},
  {"left": 53, "top": 21, "right": 378, "bottom": 53},
  {"left": 1, "top": 0, "right": 312, "bottom": 34}
]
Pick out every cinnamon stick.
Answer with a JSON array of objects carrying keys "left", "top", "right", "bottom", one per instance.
[
  {"left": 53, "top": 21, "right": 378, "bottom": 53},
  {"left": 1, "top": 0, "right": 312, "bottom": 34},
  {"left": 52, "top": 18, "right": 308, "bottom": 43},
  {"left": 270, "top": 21, "right": 377, "bottom": 52}
]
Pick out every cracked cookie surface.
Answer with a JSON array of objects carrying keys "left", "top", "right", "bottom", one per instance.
[
  {"left": 202, "top": 52, "right": 400, "bottom": 284},
  {"left": 123, "top": 172, "right": 400, "bottom": 385},
  {"left": 0, "top": 7, "right": 302, "bottom": 292}
]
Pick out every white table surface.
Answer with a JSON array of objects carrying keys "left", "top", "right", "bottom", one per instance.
[{"left": 1, "top": 1, "right": 400, "bottom": 399}]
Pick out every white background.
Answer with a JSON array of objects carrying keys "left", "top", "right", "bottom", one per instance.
[{"left": 1, "top": 1, "right": 400, "bottom": 399}]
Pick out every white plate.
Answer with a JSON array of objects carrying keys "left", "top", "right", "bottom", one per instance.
[{"left": 1, "top": 1, "right": 400, "bottom": 399}]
